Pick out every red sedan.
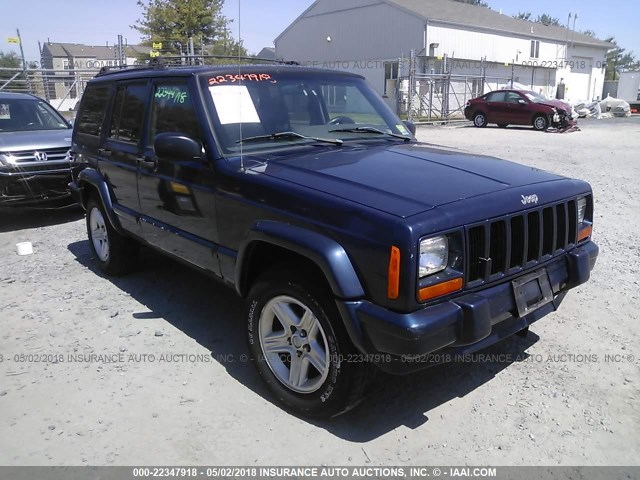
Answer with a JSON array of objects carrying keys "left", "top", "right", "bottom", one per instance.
[{"left": 464, "top": 89, "right": 573, "bottom": 130}]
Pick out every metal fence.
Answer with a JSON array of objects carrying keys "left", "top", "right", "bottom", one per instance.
[
  {"left": 0, "top": 67, "right": 100, "bottom": 115},
  {"left": 395, "top": 50, "right": 517, "bottom": 122},
  {"left": 397, "top": 73, "right": 515, "bottom": 121}
]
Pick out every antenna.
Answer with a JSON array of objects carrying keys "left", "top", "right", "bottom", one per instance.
[
  {"left": 238, "top": 0, "right": 244, "bottom": 172},
  {"left": 571, "top": 13, "right": 578, "bottom": 48}
]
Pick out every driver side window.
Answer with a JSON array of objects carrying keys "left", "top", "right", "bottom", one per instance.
[{"left": 150, "top": 82, "right": 201, "bottom": 144}]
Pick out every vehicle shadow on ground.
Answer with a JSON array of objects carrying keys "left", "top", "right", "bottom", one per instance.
[
  {"left": 0, "top": 205, "right": 83, "bottom": 233},
  {"left": 462, "top": 125, "right": 536, "bottom": 131},
  {"left": 68, "top": 239, "right": 539, "bottom": 441},
  {"left": 319, "top": 333, "right": 538, "bottom": 441}
]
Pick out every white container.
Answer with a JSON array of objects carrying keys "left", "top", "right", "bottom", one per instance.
[{"left": 16, "top": 242, "right": 33, "bottom": 256}]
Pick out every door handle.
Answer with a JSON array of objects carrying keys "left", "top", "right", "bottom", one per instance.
[{"left": 137, "top": 157, "right": 157, "bottom": 169}]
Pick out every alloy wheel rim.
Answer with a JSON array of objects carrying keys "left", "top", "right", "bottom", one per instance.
[
  {"left": 258, "top": 295, "right": 330, "bottom": 394},
  {"left": 475, "top": 115, "right": 485, "bottom": 126},
  {"left": 89, "top": 207, "right": 109, "bottom": 262},
  {"left": 535, "top": 117, "right": 546, "bottom": 129}
]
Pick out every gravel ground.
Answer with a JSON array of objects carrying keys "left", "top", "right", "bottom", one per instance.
[{"left": 0, "top": 117, "right": 638, "bottom": 466}]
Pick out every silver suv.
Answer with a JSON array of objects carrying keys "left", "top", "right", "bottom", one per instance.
[{"left": 0, "top": 92, "right": 72, "bottom": 207}]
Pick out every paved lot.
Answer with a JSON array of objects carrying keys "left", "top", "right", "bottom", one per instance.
[{"left": 0, "top": 117, "right": 638, "bottom": 466}]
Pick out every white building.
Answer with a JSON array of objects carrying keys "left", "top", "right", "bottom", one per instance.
[{"left": 275, "top": 0, "right": 614, "bottom": 106}]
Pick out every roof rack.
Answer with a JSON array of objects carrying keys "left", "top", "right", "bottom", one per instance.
[
  {"left": 96, "top": 55, "right": 299, "bottom": 76},
  {"left": 96, "top": 58, "right": 166, "bottom": 76}
]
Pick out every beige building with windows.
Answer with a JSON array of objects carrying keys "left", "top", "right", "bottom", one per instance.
[{"left": 40, "top": 42, "right": 148, "bottom": 104}]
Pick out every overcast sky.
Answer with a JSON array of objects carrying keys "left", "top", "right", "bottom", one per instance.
[{"left": 1, "top": 0, "right": 637, "bottom": 63}]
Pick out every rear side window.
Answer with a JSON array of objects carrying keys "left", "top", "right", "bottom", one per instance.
[
  {"left": 150, "top": 82, "right": 200, "bottom": 141},
  {"left": 109, "top": 83, "right": 148, "bottom": 144},
  {"left": 487, "top": 92, "right": 504, "bottom": 102},
  {"left": 76, "top": 84, "right": 110, "bottom": 136},
  {"left": 486, "top": 91, "right": 506, "bottom": 102}
]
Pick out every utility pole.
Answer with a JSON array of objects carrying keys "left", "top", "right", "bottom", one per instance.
[
  {"left": 16, "top": 29, "right": 32, "bottom": 93},
  {"left": 38, "top": 40, "right": 51, "bottom": 102},
  {"left": 116, "top": 34, "right": 125, "bottom": 66},
  {"left": 511, "top": 60, "right": 515, "bottom": 88},
  {"left": 188, "top": 37, "right": 195, "bottom": 65}
]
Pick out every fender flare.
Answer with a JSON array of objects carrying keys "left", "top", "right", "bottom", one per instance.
[
  {"left": 235, "top": 220, "right": 365, "bottom": 300},
  {"left": 76, "top": 168, "right": 126, "bottom": 234}
]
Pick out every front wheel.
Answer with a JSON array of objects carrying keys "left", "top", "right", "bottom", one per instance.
[
  {"left": 533, "top": 114, "right": 549, "bottom": 131},
  {"left": 86, "top": 196, "right": 138, "bottom": 275},
  {"left": 246, "top": 269, "right": 371, "bottom": 417},
  {"left": 473, "top": 112, "right": 487, "bottom": 128}
]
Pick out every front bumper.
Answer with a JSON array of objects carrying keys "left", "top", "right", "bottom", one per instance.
[
  {"left": 0, "top": 167, "right": 72, "bottom": 207},
  {"left": 338, "top": 241, "right": 598, "bottom": 374}
]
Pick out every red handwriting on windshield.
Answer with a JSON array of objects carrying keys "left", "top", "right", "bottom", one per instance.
[{"left": 208, "top": 74, "right": 273, "bottom": 85}]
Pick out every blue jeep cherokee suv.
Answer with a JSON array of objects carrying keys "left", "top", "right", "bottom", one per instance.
[{"left": 69, "top": 64, "right": 598, "bottom": 417}]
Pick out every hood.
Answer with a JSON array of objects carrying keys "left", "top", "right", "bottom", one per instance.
[
  {"left": 0, "top": 129, "right": 72, "bottom": 152},
  {"left": 538, "top": 99, "right": 571, "bottom": 111},
  {"left": 248, "top": 143, "right": 565, "bottom": 218}
]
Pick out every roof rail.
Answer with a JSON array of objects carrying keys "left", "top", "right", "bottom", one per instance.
[
  {"left": 159, "top": 54, "right": 298, "bottom": 65},
  {"left": 96, "top": 58, "right": 166, "bottom": 77},
  {"left": 96, "top": 55, "right": 299, "bottom": 76}
]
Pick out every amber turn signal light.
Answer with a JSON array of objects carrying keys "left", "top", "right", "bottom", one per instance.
[
  {"left": 418, "top": 277, "right": 463, "bottom": 302},
  {"left": 578, "top": 225, "right": 592, "bottom": 242},
  {"left": 388, "top": 246, "right": 401, "bottom": 299}
]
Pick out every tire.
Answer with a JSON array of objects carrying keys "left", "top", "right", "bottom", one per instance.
[
  {"left": 473, "top": 112, "right": 487, "bottom": 128},
  {"left": 498, "top": 123, "right": 508, "bottom": 128},
  {"left": 86, "top": 196, "right": 138, "bottom": 275},
  {"left": 533, "top": 114, "right": 549, "bottom": 131},
  {"left": 246, "top": 268, "right": 372, "bottom": 417}
]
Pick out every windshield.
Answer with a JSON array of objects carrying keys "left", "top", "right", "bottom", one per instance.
[
  {"left": 523, "top": 91, "right": 549, "bottom": 103},
  {"left": 0, "top": 98, "right": 69, "bottom": 132},
  {"left": 201, "top": 72, "right": 411, "bottom": 154}
]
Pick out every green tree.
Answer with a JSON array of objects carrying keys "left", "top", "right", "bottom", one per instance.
[
  {"left": 0, "top": 51, "right": 27, "bottom": 92},
  {"left": 513, "top": 12, "right": 562, "bottom": 26},
  {"left": 536, "top": 14, "right": 562, "bottom": 26},
  {"left": 453, "top": 0, "right": 490, "bottom": 7},
  {"left": 0, "top": 51, "right": 21, "bottom": 68},
  {"left": 132, "top": 0, "right": 245, "bottom": 61},
  {"left": 581, "top": 29, "right": 597, "bottom": 38},
  {"left": 514, "top": 12, "right": 532, "bottom": 21},
  {"left": 604, "top": 37, "right": 637, "bottom": 80}
]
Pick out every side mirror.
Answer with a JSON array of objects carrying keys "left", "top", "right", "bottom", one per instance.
[
  {"left": 154, "top": 132, "right": 202, "bottom": 161},
  {"left": 518, "top": 99, "right": 527, "bottom": 105},
  {"left": 403, "top": 120, "right": 417, "bottom": 136}
]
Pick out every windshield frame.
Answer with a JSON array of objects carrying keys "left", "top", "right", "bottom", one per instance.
[
  {"left": 198, "top": 70, "right": 412, "bottom": 157},
  {"left": 0, "top": 97, "right": 71, "bottom": 133}
]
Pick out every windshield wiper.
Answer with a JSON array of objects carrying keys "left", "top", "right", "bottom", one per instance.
[
  {"left": 329, "top": 126, "right": 412, "bottom": 141},
  {"left": 237, "top": 131, "right": 343, "bottom": 146}
]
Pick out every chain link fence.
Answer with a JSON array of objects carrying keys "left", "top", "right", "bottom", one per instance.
[
  {"left": 395, "top": 51, "right": 515, "bottom": 122},
  {"left": 0, "top": 67, "right": 100, "bottom": 119},
  {"left": 397, "top": 73, "right": 513, "bottom": 121}
]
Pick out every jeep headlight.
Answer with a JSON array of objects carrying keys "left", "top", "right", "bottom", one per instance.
[
  {"left": 419, "top": 236, "right": 449, "bottom": 278},
  {"left": 577, "top": 197, "right": 587, "bottom": 224}
]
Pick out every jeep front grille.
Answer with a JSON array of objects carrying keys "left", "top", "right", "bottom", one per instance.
[{"left": 465, "top": 200, "right": 578, "bottom": 285}]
